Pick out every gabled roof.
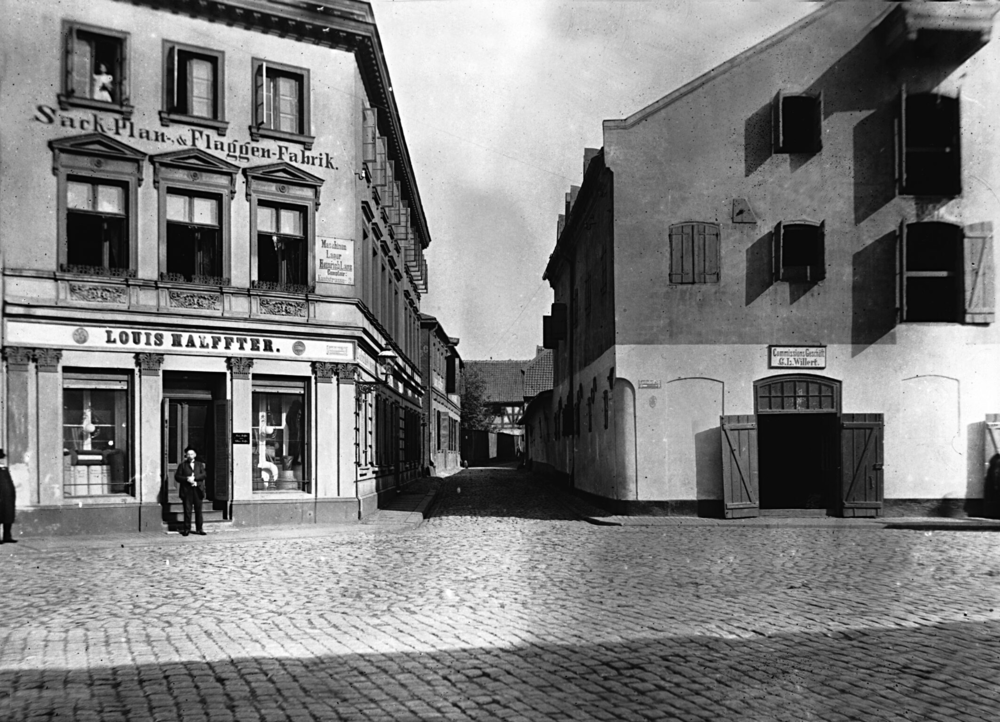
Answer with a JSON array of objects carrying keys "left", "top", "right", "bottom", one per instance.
[
  {"left": 466, "top": 360, "right": 529, "bottom": 404},
  {"left": 523, "top": 349, "right": 553, "bottom": 399}
]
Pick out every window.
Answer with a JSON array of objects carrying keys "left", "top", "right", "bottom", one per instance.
[
  {"left": 436, "top": 410, "right": 443, "bottom": 452},
  {"left": 63, "top": 373, "right": 132, "bottom": 497},
  {"left": 251, "top": 59, "right": 313, "bottom": 147},
  {"left": 774, "top": 91, "right": 822, "bottom": 154},
  {"left": 898, "top": 221, "right": 997, "bottom": 325},
  {"left": 245, "top": 163, "right": 323, "bottom": 294},
  {"left": 258, "top": 204, "right": 306, "bottom": 287},
  {"left": 166, "top": 193, "right": 221, "bottom": 281},
  {"left": 66, "top": 179, "right": 128, "bottom": 272},
  {"left": 899, "top": 89, "right": 961, "bottom": 197},
  {"left": 52, "top": 134, "right": 144, "bottom": 277},
  {"left": 669, "top": 222, "right": 720, "bottom": 284},
  {"left": 162, "top": 42, "right": 227, "bottom": 133},
  {"left": 448, "top": 418, "right": 459, "bottom": 452},
  {"left": 774, "top": 220, "right": 825, "bottom": 282},
  {"left": 60, "top": 21, "right": 131, "bottom": 116},
  {"left": 252, "top": 379, "right": 309, "bottom": 492}
]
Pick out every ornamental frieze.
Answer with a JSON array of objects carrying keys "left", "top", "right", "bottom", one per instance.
[
  {"left": 69, "top": 283, "right": 127, "bottom": 304},
  {"left": 169, "top": 290, "right": 221, "bottom": 310},
  {"left": 259, "top": 298, "right": 306, "bottom": 317}
]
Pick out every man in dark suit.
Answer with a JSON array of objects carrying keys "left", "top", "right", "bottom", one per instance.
[
  {"left": 0, "top": 449, "right": 16, "bottom": 544},
  {"left": 174, "top": 445, "right": 207, "bottom": 536}
]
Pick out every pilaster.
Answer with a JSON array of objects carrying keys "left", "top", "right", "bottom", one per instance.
[
  {"left": 4, "top": 347, "right": 37, "bottom": 504},
  {"left": 312, "top": 362, "right": 339, "bottom": 498},
  {"left": 135, "top": 353, "right": 164, "bottom": 506},
  {"left": 335, "top": 364, "right": 358, "bottom": 499},
  {"left": 36, "top": 349, "right": 63, "bottom": 506},
  {"left": 228, "top": 357, "right": 254, "bottom": 501}
]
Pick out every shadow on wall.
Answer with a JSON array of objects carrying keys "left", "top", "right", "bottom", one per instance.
[
  {"left": 744, "top": 102, "right": 772, "bottom": 177},
  {"left": 850, "top": 230, "right": 897, "bottom": 356},
  {"left": 4, "top": 621, "right": 1000, "bottom": 721},
  {"left": 745, "top": 230, "right": 773, "bottom": 305},
  {"left": 694, "top": 426, "right": 723, "bottom": 504},
  {"left": 852, "top": 105, "right": 896, "bottom": 225},
  {"left": 788, "top": 280, "right": 819, "bottom": 305}
]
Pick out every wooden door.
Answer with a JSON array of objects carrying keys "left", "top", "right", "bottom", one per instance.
[
  {"left": 840, "top": 413, "right": 884, "bottom": 517},
  {"left": 721, "top": 415, "right": 759, "bottom": 518},
  {"left": 213, "top": 399, "right": 231, "bottom": 512}
]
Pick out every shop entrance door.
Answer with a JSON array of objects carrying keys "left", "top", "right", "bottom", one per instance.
[{"left": 165, "top": 398, "right": 214, "bottom": 499}]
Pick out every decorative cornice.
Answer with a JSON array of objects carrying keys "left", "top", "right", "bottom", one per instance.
[
  {"left": 135, "top": 353, "right": 165, "bottom": 376},
  {"left": 35, "top": 349, "right": 63, "bottom": 372},
  {"left": 259, "top": 298, "right": 306, "bottom": 317},
  {"left": 312, "top": 361, "right": 338, "bottom": 383},
  {"left": 169, "top": 290, "right": 221, "bottom": 310},
  {"left": 3, "top": 347, "right": 34, "bottom": 369},
  {"left": 227, "top": 357, "right": 254, "bottom": 380},
  {"left": 69, "top": 283, "right": 127, "bottom": 304}
]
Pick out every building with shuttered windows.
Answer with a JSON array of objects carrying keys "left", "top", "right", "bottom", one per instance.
[
  {"left": 0, "top": 0, "right": 432, "bottom": 534},
  {"left": 419, "top": 314, "right": 462, "bottom": 475},
  {"left": 528, "top": 0, "right": 1000, "bottom": 518}
]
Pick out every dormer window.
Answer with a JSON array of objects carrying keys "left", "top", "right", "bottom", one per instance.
[
  {"left": 774, "top": 91, "right": 822, "bottom": 154},
  {"left": 898, "top": 88, "right": 961, "bottom": 197}
]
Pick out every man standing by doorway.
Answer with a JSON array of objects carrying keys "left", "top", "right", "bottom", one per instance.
[
  {"left": 0, "top": 449, "right": 16, "bottom": 544},
  {"left": 175, "top": 446, "right": 207, "bottom": 536}
]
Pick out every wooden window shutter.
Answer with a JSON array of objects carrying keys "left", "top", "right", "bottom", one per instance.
[
  {"left": 813, "top": 90, "right": 824, "bottom": 152},
  {"left": 254, "top": 63, "right": 266, "bottom": 127},
  {"left": 362, "top": 108, "right": 377, "bottom": 163},
  {"left": 669, "top": 224, "right": 692, "bottom": 283},
  {"left": 811, "top": 220, "right": 826, "bottom": 282},
  {"left": 897, "top": 219, "right": 906, "bottom": 322},
  {"left": 166, "top": 45, "right": 177, "bottom": 112},
  {"left": 703, "top": 223, "right": 720, "bottom": 283},
  {"left": 773, "top": 221, "right": 784, "bottom": 282},
  {"left": 897, "top": 84, "right": 907, "bottom": 193},
  {"left": 374, "top": 137, "right": 387, "bottom": 188},
  {"left": 964, "top": 221, "right": 995, "bottom": 324},
  {"left": 773, "top": 90, "right": 784, "bottom": 152},
  {"left": 71, "top": 31, "right": 91, "bottom": 98},
  {"left": 952, "top": 92, "right": 963, "bottom": 196},
  {"left": 116, "top": 35, "right": 127, "bottom": 105}
]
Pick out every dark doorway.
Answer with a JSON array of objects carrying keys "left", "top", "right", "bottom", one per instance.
[
  {"left": 163, "top": 372, "right": 228, "bottom": 512},
  {"left": 758, "top": 413, "right": 838, "bottom": 511}
]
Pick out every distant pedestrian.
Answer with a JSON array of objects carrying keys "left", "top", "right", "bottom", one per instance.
[
  {"left": 175, "top": 446, "right": 207, "bottom": 536},
  {"left": 0, "top": 449, "right": 16, "bottom": 544}
]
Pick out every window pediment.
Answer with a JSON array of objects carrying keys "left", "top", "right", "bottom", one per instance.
[
  {"left": 49, "top": 133, "right": 147, "bottom": 183},
  {"left": 150, "top": 148, "right": 240, "bottom": 197},
  {"left": 243, "top": 162, "right": 323, "bottom": 204}
]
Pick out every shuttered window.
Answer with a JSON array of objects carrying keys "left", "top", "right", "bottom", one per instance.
[
  {"left": 251, "top": 58, "right": 313, "bottom": 147},
  {"left": 898, "top": 87, "right": 961, "bottom": 197},
  {"left": 60, "top": 21, "right": 131, "bottom": 116},
  {"left": 669, "top": 222, "right": 720, "bottom": 284},
  {"left": 162, "top": 42, "right": 226, "bottom": 131},
  {"left": 774, "top": 220, "right": 825, "bottom": 282},
  {"left": 774, "top": 91, "right": 823, "bottom": 154}
]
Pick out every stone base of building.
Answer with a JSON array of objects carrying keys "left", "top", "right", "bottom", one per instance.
[
  {"left": 12, "top": 503, "right": 164, "bottom": 536},
  {"left": 882, "top": 498, "right": 988, "bottom": 518},
  {"left": 229, "top": 498, "right": 359, "bottom": 527}
]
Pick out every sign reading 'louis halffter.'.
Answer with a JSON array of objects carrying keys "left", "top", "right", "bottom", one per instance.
[
  {"left": 316, "top": 237, "right": 354, "bottom": 285},
  {"left": 769, "top": 346, "right": 827, "bottom": 369},
  {"left": 5, "top": 321, "right": 355, "bottom": 362}
]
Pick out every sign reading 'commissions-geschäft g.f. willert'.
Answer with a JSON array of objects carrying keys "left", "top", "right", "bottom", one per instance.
[{"left": 769, "top": 346, "right": 827, "bottom": 369}]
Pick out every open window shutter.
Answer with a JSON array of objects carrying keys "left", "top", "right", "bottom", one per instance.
[
  {"left": 964, "top": 221, "right": 995, "bottom": 323},
  {"left": 255, "top": 64, "right": 266, "bottom": 127},
  {"left": 952, "top": 91, "right": 963, "bottom": 196},
  {"left": 385, "top": 162, "right": 395, "bottom": 207},
  {"left": 116, "top": 37, "right": 127, "bottom": 105},
  {"left": 811, "top": 220, "right": 827, "bottom": 282},
  {"left": 71, "top": 32, "right": 91, "bottom": 98},
  {"left": 897, "top": 219, "right": 906, "bottom": 322},
  {"left": 720, "top": 415, "right": 759, "bottom": 518},
  {"left": 773, "top": 221, "right": 784, "bottom": 282},
  {"left": 374, "top": 137, "right": 387, "bottom": 188},
  {"left": 165, "top": 46, "right": 177, "bottom": 112},
  {"left": 362, "top": 108, "right": 377, "bottom": 163},
  {"left": 213, "top": 399, "right": 231, "bottom": 506},
  {"left": 813, "top": 91, "right": 824, "bottom": 152},
  {"left": 774, "top": 90, "right": 784, "bottom": 152},
  {"left": 840, "top": 413, "right": 884, "bottom": 517},
  {"left": 897, "top": 84, "right": 907, "bottom": 193},
  {"left": 704, "top": 223, "right": 720, "bottom": 282},
  {"left": 669, "top": 225, "right": 684, "bottom": 283}
]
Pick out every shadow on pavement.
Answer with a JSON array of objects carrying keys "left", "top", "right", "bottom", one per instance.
[
  {"left": 426, "top": 467, "right": 580, "bottom": 522},
  {"left": 3, "top": 619, "right": 998, "bottom": 721}
]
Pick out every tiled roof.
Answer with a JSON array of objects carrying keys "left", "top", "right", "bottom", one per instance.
[
  {"left": 523, "top": 349, "right": 553, "bottom": 399},
  {"left": 466, "top": 360, "right": 527, "bottom": 403},
  {"left": 466, "top": 349, "right": 553, "bottom": 403}
]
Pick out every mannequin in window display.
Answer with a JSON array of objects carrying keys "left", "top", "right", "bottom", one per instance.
[
  {"left": 174, "top": 445, "right": 206, "bottom": 536},
  {"left": 0, "top": 449, "right": 16, "bottom": 543},
  {"left": 92, "top": 63, "right": 114, "bottom": 102}
]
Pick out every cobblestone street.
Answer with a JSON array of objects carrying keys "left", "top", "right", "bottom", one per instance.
[{"left": 3, "top": 467, "right": 1000, "bottom": 721}]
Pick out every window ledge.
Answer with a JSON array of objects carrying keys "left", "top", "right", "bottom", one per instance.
[
  {"left": 159, "top": 111, "right": 229, "bottom": 135},
  {"left": 58, "top": 94, "right": 134, "bottom": 120},
  {"left": 59, "top": 264, "right": 137, "bottom": 279},
  {"left": 248, "top": 126, "right": 315, "bottom": 150}
]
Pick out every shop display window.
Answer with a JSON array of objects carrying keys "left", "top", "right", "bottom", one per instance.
[
  {"left": 62, "top": 373, "right": 132, "bottom": 497},
  {"left": 252, "top": 380, "right": 309, "bottom": 492}
]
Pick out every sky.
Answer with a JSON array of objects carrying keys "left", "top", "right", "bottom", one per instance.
[{"left": 370, "top": 0, "right": 819, "bottom": 361}]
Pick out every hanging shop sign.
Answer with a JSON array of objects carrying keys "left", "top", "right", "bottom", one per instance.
[
  {"left": 5, "top": 321, "right": 355, "bottom": 362},
  {"left": 316, "top": 237, "right": 355, "bottom": 285},
  {"left": 769, "top": 346, "right": 827, "bottom": 369}
]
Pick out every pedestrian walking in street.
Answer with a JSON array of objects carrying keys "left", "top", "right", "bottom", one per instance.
[
  {"left": 0, "top": 449, "right": 16, "bottom": 544},
  {"left": 175, "top": 446, "right": 207, "bottom": 536}
]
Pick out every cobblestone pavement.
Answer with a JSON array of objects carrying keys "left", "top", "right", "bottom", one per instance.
[{"left": 3, "top": 467, "right": 1000, "bottom": 721}]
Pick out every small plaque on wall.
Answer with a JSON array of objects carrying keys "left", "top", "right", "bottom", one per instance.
[
  {"left": 232, "top": 433, "right": 251, "bottom": 445},
  {"left": 638, "top": 379, "right": 661, "bottom": 389},
  {"left": 769, "top": 346, "right": 826, "bottom": 369}
]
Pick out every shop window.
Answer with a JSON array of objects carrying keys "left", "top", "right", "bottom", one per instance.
[
  {"left": 669, "top": 222, "right": 720, "bottom": 284},
  {"left": 774, "top": 91, "right": 822, "bottom": 154},
  {"left": 63, "top": 373, "right": 132, "bottom": 497},
  {"left": 66, "top": 179, "right": 129, "bottom": 272},
  {"left": 899, "top": 221, "right": 994, "bottom": 324},
  {"left": 774, "top": 220, "right": 825, "bottom": 282},
  {"left": 161, "top": 42, "right": 227, "bottom": 133},
  {"left": 252, "top": 379, "right": 309, "bottom": 492},
  {"left": 251, "top": 59, "right": 314, "bottom": 148},
  {"left": 166, "top": 192, "right": 222, "bottom": 281},
  {"left": 60, "top": 21, "right": 131, "bottom": 116},
  {"left": 899, "top": 89, "right": 961, "bottom": 197}
]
